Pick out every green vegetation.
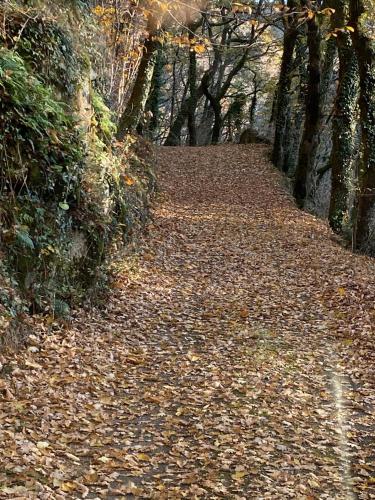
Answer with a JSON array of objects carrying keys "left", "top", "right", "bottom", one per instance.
[{"left": 0, "top": 3, "right": 155, "bottom": 345}]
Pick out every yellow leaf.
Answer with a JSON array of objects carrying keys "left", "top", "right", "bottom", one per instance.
[
  {"left": 337, "top": 287, "right": 346, "bottom": 297},
  {"left": 194, "top": 44, "right": 206, "bottom": 54},
  {"left": 320, "top": 7, "right": 335, "bottom": 15},
  {"left": 306, "top": 9, "right": 315, "bottom": 19},
  {"left": 60, "top": 482, "right": 78, "bottom": 493},
  {"left": 187, "top": 351, "right": 200, "bottom": 362},
  {"left": 231, "top": 470, "right": 247, "bottom": 481},
  {"left": 137, "top": 453, "right": 151, "bottom": 461},
  {"left": 124, "top": 175, "right": 135, "bottom": 186},
  {"left": 36, "top": 441, "right": 50, "bottom": 450}
]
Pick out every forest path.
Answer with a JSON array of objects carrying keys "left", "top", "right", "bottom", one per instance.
[{"left": 1, "top": 145, "right": 375, "bottom": 499}]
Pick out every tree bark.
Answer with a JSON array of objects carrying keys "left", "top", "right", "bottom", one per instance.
[
  {"left": 202, "top": 49, "right": 250, "bottom": 144},
  {"left": 164, "top": 83, "right": 204, "bottom": 146},
  {"left": 350, "top": 0, "right": 375, "bottom": 252},
  {"left": 272, "top": 0, "right": 300, "bottom": 169},
  {"left": 328, "top": 2, "right": 359, "bottom": 233},
  {"left": 145, "top": 47, "right": 164, "bottom": 139},
  {"left": 187, "top": 34, "right": 198, "bottom": 146},
  {"left": 201, "top": 71, "right": 222, "bottom": 144},
  {"left": 249, "top": 76, "right": 259, "bottom": 126},
  {"left": 293, "top": 12, "right": 322, "bottom": 207},
  {"left": 306, "top": 37, "right": 336, "bottom": 179},
  {"left": 164, "top": 20, "right": 204, "bottom": 146},
  {"left": 117, "top": 16, "right": 160, "bottom": 139},
  {"left": 282, "top": 37, "right": 308, "bottom": 174}
]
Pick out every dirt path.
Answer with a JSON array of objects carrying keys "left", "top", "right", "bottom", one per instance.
[{"left": 1, "top": 145, "right": 374, "bottom": 499}]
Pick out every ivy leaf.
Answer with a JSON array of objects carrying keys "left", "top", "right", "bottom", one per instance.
[{"left": 15, "top": 229, "right": 35, "bottom": 249}]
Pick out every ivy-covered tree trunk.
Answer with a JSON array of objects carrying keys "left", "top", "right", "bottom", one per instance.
[
  {"left": 350, "top": 0, "right": 375, "bottom": 252},
  {"left": 307, "top": 37, "right": 336, "bottom": 183},
  {"left": 329, "top": 3, "right": 359, "bottom": 233},
  {"left": 117, "top": 16, "right": 160, "bottom": 139},
  {"left": 293, "top": 13, "right": 322, "bottom": 207},
  {"left": 272, "top": 0, "right": 299, "bottom": 170},
  {"left": 282, "top": 37, "right": 308, "bottom": 174}
]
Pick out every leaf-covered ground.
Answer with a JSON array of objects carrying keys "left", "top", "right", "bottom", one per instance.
[{"left": 1, "top": 145, "right": 374, "bottom": 499}]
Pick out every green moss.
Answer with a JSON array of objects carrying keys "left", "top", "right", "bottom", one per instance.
[{"left": 92, "top": 90, "right": 117, "bottom": 143}]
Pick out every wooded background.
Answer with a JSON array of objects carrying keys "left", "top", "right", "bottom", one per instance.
[{"left": 91, "top": 0, "right": 375, "bottom": 253}]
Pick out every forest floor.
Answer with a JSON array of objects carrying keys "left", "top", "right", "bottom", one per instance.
[{"left": 0, "top": 145, "right": 375, "bottom": 499}]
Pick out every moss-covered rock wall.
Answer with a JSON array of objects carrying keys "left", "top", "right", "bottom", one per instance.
[{"left": 0, "top": 1, "right": 155, "bottom": 346}]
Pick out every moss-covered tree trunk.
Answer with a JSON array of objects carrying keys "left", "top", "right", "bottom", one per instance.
[
  {"left": 293, "top": 13, "right": 322, "bottom": 207},
  {"left": 117, "top": 16, "right": 160, "bottom": 139},
  {"left": 350, "top": 0, "right": 375, "bottom": 252},
  {"left": 272, "top": 0, "right": 299, "bottom": 170},
  {"left": 328, "top": 2, "right": 359, "bottom": 233}
]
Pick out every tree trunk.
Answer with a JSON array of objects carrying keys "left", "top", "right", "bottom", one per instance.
[
  {"left": 328, "top": 3, "right": 359, "bottom": 233},
  {"left": 272, "top": 33, "right": 298, "bottom": 170},
  {"left": 164, "top": 97, "right": 189, "bottom": 146},
  {"left": 202, "top": 71, "right": 223, "bottom": 144},
  {"left": 350, "top": 0, "right": 375, "bottom": 252},
  {"left": 282, "top": 36, "right": 307, "bottom": 174},
  {"left": 249, "top": 81, "right": 258, "bottom": 126},
  {"left": 307, "top": 37, "right": 336, "bottom": 179},
  {"left": 170, "top": 51, "right": 178, "bottom": 128},
  {"left": 211, "top": 101, "right": 223, "bottom": 145},
  {"left": 272, "top": 26, "right": 299, "bottom": 169},
  {"left": 164, "top": 85, "right": 204, "bottom": 146},
  {"left": 117, "top": 16, "right": 160, "bottom": 139},
  {"left": 145, "top": 47, "right": 164, "bottom": 139},
  {"left": 293, "top": 14, "right": 322, "bottom": 207},
  {"left": 187, "top": 36, "right": 198, "bottom": 146},
  {"left": 197, "top": 102, "right": 215, "bottom": 145},
  {"left": 202, "top": 48, "right": 250, "bottom": 144}
]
